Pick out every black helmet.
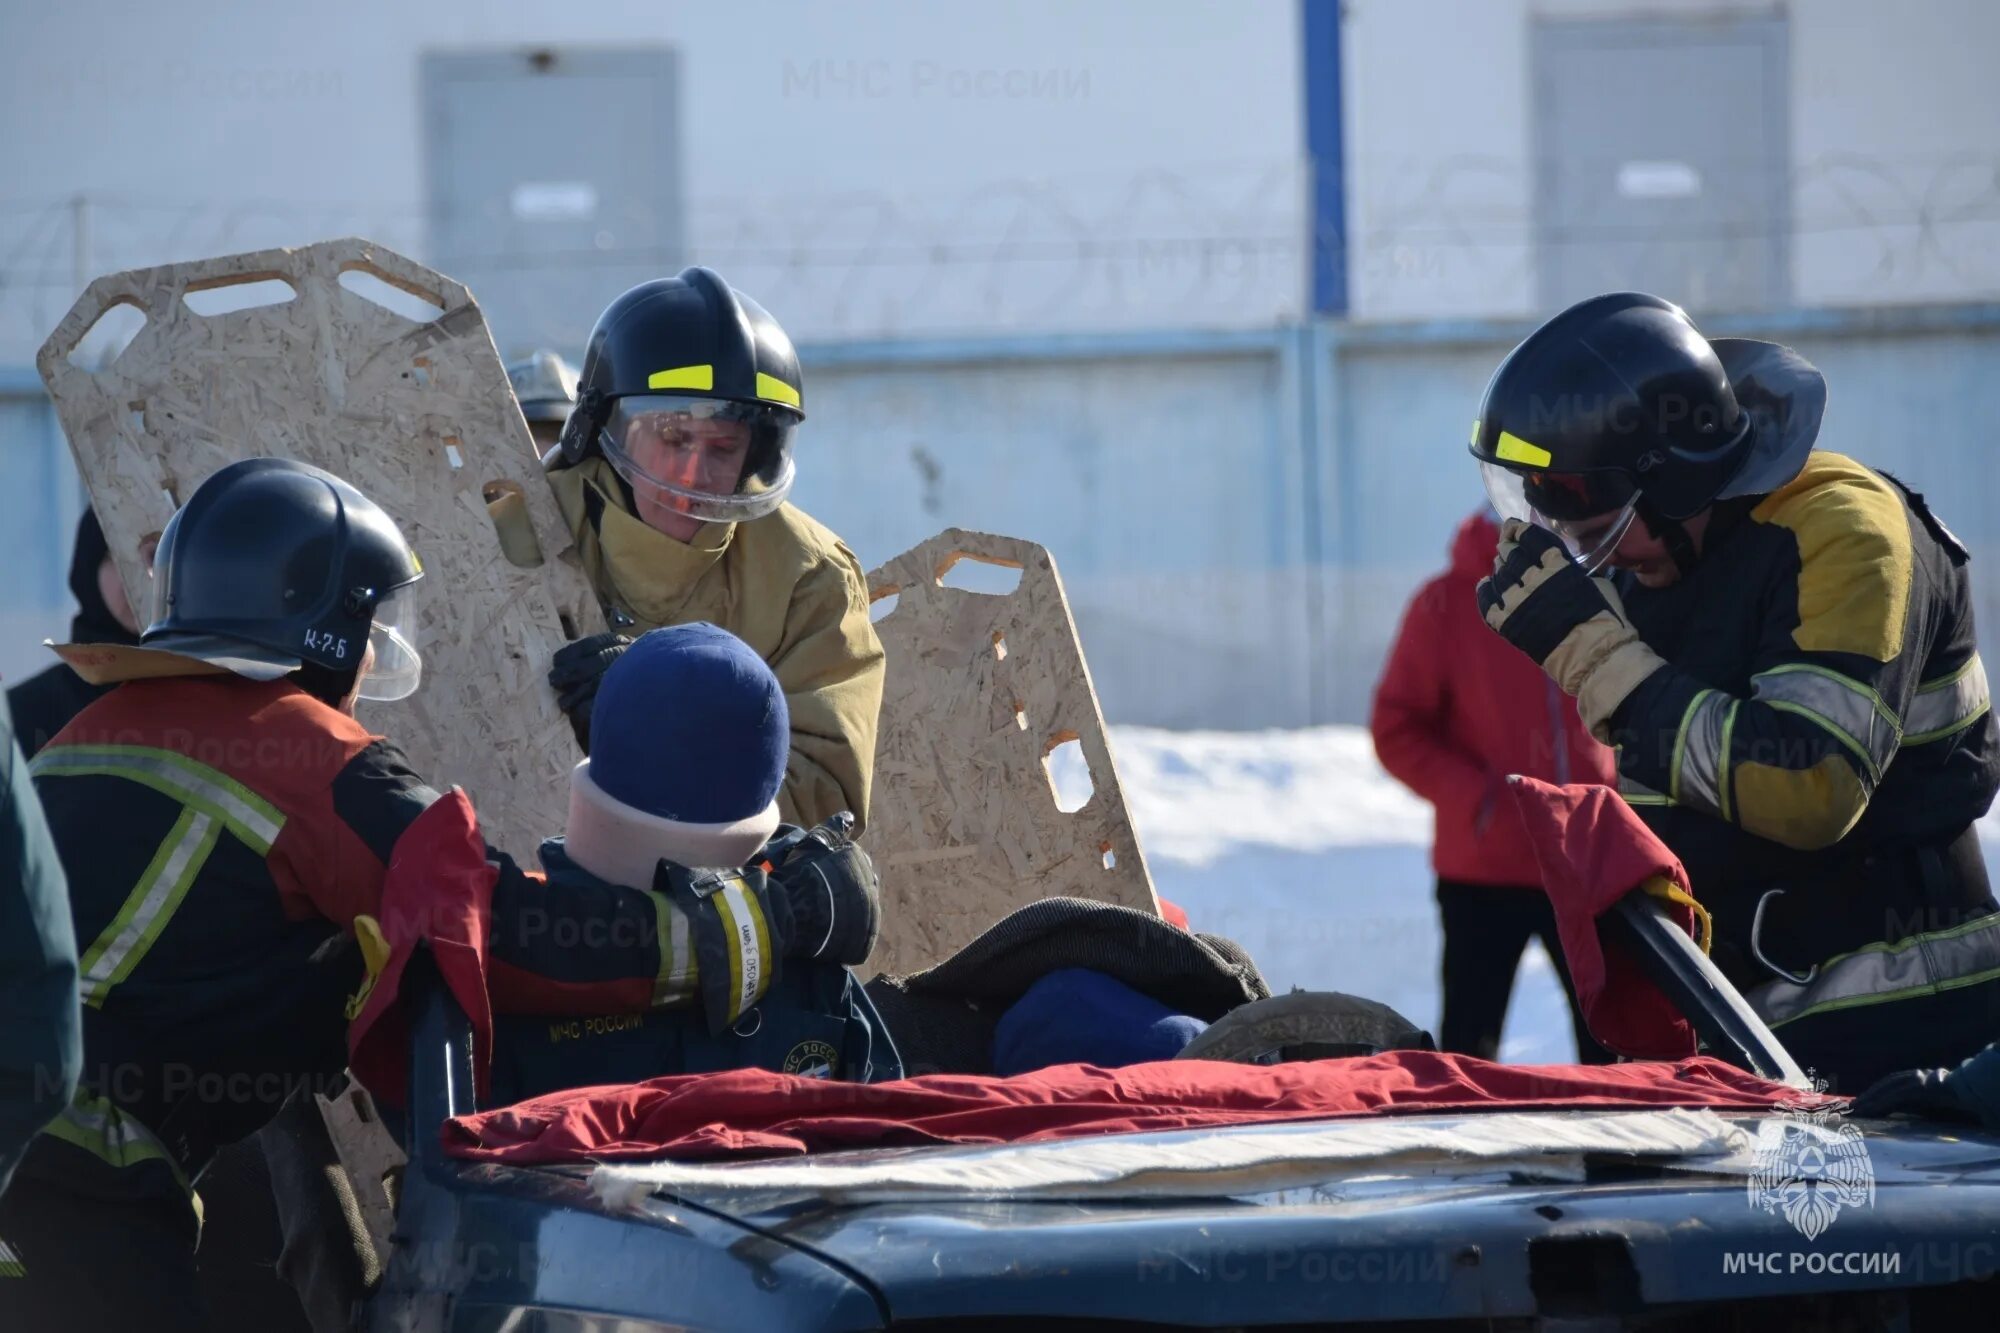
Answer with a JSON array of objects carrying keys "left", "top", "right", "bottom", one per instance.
[
  {"left": 145, "top": 457, "right": 425, "bottom": 700},
  {"left": 556, "top": 267, "right": 803, "bottom": 525},
  {"left": 1470, "top": 292, "right": 1754, "bottom": 571}
]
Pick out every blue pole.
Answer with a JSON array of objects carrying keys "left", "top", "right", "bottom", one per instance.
[{"left": 1302, "top": 0, "right": 1348, "bottom": 317}]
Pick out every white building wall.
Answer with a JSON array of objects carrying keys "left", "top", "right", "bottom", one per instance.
[
  {"left": 4, "top": 1, "right": 1992, "bottom": 356},
  {"left": 0, "top": 0, "right": 1306, "bottom": 362},
  {"left": 1343, "top": 0, "right": 2000, "bottom": 320}
]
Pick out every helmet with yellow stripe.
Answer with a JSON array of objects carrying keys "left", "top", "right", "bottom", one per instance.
[
  {"left": 557, "top": 268, "right": 804, "bottom": 530},
  {"left": 1469, "top": 292, "right": 1754, "bottom": 574}
]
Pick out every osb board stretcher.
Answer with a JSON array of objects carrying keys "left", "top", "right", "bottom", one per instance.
[
  {"left": 864, "top": 529, "right": 1160, "bottom": 977},
  {"left": 35, "top": 237, "right": 601, "bottom": 858}
]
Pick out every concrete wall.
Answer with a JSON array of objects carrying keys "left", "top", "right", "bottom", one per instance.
[
  {"left": 0, "top": 0, "right": 1304, "bottom": 362},
  {"left": 1342, "top": 0, "right": 2000, "bottom": 319},
  {"left": 15, "top": 307, "right": 1989, "bottom": 726},
  {"left": 799, "top": 329, "right": 1319, "bottom": 728},
  {"left": 8, "top": 1, "right": 1994, "bottom": 361}
]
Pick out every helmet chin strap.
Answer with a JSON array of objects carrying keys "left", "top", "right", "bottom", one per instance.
[{"left": 1636, "top": 497, "right": 1702, "bottom": 576}]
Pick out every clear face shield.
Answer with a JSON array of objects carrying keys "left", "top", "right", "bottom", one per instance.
[
  {"left": 358, "top": 583, "right": 422, "bottom": 702},
  {"left": 599, "top": 395, "right": 798, "bottom": 525},
  {"left": 1480, "top": 462, "right": 1642, "bottom": 576}
]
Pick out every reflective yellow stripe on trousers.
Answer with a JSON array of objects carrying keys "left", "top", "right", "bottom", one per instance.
[{"left": 40, "top": 1090, "right": 191, "bottom": 1195}]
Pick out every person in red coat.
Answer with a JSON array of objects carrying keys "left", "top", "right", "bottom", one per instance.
[{"left": 1370, "top": 509, "right": 1617, "bottom": 1063}]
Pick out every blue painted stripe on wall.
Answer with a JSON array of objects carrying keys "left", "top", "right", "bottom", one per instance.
[{"left": 1303, "top": 0, "right": 1347, "bottom": 317}]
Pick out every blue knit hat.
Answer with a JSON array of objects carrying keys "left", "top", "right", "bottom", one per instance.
[{"left": 564, "top": 624, "right": 790, "bottom": 883}]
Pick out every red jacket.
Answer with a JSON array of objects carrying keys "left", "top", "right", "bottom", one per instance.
[{"left": 1369, "top": 512, "right": 1616, "bottom": 886}]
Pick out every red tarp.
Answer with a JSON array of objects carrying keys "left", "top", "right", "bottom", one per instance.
[
  {"left": 442, "top": 1051, "right": 1830, "bottom": 1165},
  {"left": 1507, "top": 775, "right": 1702, "bottom": 1059}
]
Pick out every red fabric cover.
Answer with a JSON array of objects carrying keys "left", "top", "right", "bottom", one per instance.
[
  {"left": 348, "top": 789, "right": 497, "bottom": 1106},
  {"left": 1507, "top": 775, "right": 1698, "bottom": 1060},
  {"left": 442, "top": 1051, "right": 1828, "bottom": 1165},
  {"left": 1369, "top": 512, "right": 1616, "bottom": 886},
  {"left": 1158, "top": 897, "right": 1191, "bottom": 931}
]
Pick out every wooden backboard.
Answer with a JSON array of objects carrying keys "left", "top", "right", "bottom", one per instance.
[
  {"left": 863, "top": 529, "right": 1160, "bottom": 976},
  {"left": 35, "top": 238, "right": 600, "bottom": 858}
]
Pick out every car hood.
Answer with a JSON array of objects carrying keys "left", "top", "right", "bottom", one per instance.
[{"left": 586, "top": 1108, "right": 2000, "bottom": 1325}]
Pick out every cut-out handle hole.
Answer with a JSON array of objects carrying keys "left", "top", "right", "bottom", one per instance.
[
  {"left": 1100, "top": 843, "right": 1117, "bottom": 871},
  {"left": 67, "top": 298, "right": 148, "bottom": 371},
  {"left": 338, "top": 264, "right": 445, "bottom": 323},
  {"left": 443, "top": 437, "right": 464, "bottom": 470},
  {"left": 936, "top": 552, "right": 1023, "bottom": 595},
  {"left": 483, "top": 480, "right": 544, "bottom": 568},
  {"left": 991, "top": 631, "right": 1007, "bottom": 661},
  {"left": 181, "top": 274, "right": 299, "bottom": 316},
  {"left": 1043, "top": 733, "right": 1094, "bottom": 814},
  {"left": 869, "top": 587, "right": 901, "bottom": 623},
  {"left": 1012, "top": 702, "right": 1028, "bottom": 732}
]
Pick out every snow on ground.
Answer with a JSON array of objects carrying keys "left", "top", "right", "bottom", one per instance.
[
  {"left": 1109, "top": 723, "right": 2000, "bottom": 1066},
  {"left": 1108, "top": 725, "right": 1582, "bottom": 1064}
]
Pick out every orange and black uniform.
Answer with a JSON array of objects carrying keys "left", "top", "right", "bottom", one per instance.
[
  {"left": 1606, "top": 451, "right": 2000, "bottom": 1088},
  {"left": 0, "top": 675, "right": 687, "bottom": 1330}
]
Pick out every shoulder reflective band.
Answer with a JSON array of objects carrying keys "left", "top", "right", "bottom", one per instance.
[
  {"left": 32, "top": 743, "right": 289, "bottom": 1008},
  {"left": 1906, "top": 654, "right": 1992, "bottom": 746},
  {"left": 1749, "top": 664, "right": 1902, "bottom": 783},
  {"left": 1748, "top": 910, "right": 2000, "bottom": 1029},
  {"left": 30, "top": 743, "right": 286, "bottom": 853}
]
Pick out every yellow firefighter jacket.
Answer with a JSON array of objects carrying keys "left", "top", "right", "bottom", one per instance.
[{"left": 547, "top": 455, "right": 884, "bottom": 832}]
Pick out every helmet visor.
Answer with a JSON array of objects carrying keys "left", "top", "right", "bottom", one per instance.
[
  {"left": 600, "top": 395, "right": 797, "bottom": 525},
  {"left": 358, "top": 583, "right": 422, "bottom": 702},
  {"left": 1481, "top": 463, "right": 1641, "bottom": 575}
]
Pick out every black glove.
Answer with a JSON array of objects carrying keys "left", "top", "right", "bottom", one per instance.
[
  {"left": 1475, "top": 520, "right": 1663, "bottom": 741},
  {"left": 1851, "top": 1044, "right": 2000, "bottom": 1133},
  {"left": 1850, "top": 1067, "right": 1976, "bottom": 1125},
  {"left": 547, "top": 632, "right": 631, "bottom": 753},
  {"left": 761, "top": 812, "right": 881, "bottom": 967}
]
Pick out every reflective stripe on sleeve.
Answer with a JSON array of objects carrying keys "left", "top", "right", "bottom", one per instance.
[
  {"left": 1906, "top": 654, "right": 1991, "bottom": 746},
  {"left": 1749, "top": 665, "right": 1900, "bottom": 783}
]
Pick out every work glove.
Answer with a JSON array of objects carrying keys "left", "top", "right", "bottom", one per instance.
[
  {"left": 655, "top": 815, "right": 882, "bottom": 1034},
  {"left": 760, "top": 812, "right": 882, "bottom": 967},
  {"left": 547, "top": 632, "right": 631, "bottom": 753},
  {"left": 1850, "top": 1044, "right": 2000, "bottom": 1134},
  {"left": 1476, "top": 520, "right": 1665, "bottom": 742}
]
